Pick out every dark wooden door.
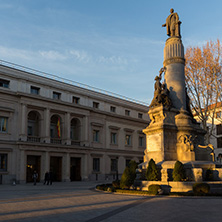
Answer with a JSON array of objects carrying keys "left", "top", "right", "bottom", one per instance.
[
  {"left": 70, "top": 157, "right": 81, "bottom": 181},
  {"left": 50, "top": 156, "right": 62, "bottom": 181}
]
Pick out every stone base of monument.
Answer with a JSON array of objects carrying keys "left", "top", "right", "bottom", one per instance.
[
  {"left": 160, "top": 161, "right": 222, "bottom": 181},
  {"left": 136, "top": 161, "right": 222, "bottom": 193},
  {"left": 143, "top": 105, "right": 211, "bottom": 164},
  {"left": 135, "top": 180, "right": 222, "bottom": 194}
]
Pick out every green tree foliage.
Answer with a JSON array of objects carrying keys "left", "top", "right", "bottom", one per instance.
[
  {"left": 172, "top": 161, "right": 186, "bottom": 181},
  {"left": 148, "top": 184, "right": 161, "bottom": 195},
  {"left": 120, "top": 167, "right": 131, "bottom": 189},
  {"left": 146, "top": 159, "right": 158, "bottom": 181},
  {"left": 120, "top": 160, "right": 138, "bottom": 189}
]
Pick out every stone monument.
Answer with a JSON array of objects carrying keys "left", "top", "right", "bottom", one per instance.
[{"left": 140, "top": 9, "right": 221, "bottom": 182}]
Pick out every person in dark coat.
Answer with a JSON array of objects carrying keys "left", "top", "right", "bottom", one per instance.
[
  {"left": 48, "top": 171, "right": 53, "bottom": 185},
  {"left": 32, "top": 171, "right": 38, "bottom": 185}
]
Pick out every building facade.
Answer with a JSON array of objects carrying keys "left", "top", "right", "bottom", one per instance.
[
  {"left": 194, "top": 104, "right": 222, "bottom": 164},
  {"left": 209, "top": 109, "right": 222, "bottom": 163},
  {"left": 0, "top": 61, "right": 149, "bottom": 184}
]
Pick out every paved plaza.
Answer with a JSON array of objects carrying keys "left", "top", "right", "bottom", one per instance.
[{"left": 0, "top": 181, "right": 222, "bottom": 222}]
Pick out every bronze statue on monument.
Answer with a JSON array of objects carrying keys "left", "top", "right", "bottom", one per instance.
[
  {"left": 162, "top": 8, "right": 181, "bottom": 38},
  {"left": 149, "top": 67, "right": 172, "bottom": 108}
]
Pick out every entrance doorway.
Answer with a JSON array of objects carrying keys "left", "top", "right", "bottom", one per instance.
[
  {"left": 50, "top": 156, "right": 62, "bottom": 181},
  {"left": 70, "top": 157, "right": 81, "bottom": 181},
  {"left": 26, "top": 155, "right": 41, "bottom": 183}
]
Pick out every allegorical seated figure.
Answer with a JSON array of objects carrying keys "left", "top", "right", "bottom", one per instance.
[
  {"left": 162, "top": 8, "right": 181, "bottom": 38},
  {"left": 149, "top": 67, "right": 172, "bottom": 108},
  {"left": 161, "top": 83, "right": 172, "bottom": 107},
  {"left": 149, "top": 68, "right": 164, "bottom": 107}
]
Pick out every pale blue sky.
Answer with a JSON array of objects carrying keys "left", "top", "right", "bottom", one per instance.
[{"left": 0, "top": 0, "right": 221, "bottom": 104}]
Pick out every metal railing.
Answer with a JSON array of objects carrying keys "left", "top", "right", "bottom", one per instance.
[
  {"left": 0, "top": 59, "right": 149, "bottom": 106},
  {"left": 71, "top": 140, "right": 81, "bottom": 146},
  {"left": 50, "top": 138, "right": 62, "bottom": 144},
  {"left": 27, "top": 136, "right": 41, "bottom": 143}
]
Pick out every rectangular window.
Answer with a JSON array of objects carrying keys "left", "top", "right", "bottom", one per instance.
[
  {"left": 53, "top": 92, "right": 61, "bottom": 100},
  {"left": 0, "top": 79, "right": 10, "bottom": 88},
  {"left": 139, "top": 136, "right": 144, "bottom": 147},
  {"left": 93, "top": 102, "right": 99, "bottom": 109},
  {"left": 110, "top": 106, "right": 116, "bottom": 113},
  {"left": 30, "top": 86, "right": 40, "bottom": 95},
  {"left": 111, "top": 133, "right": 117, "bottom": 144},
  {"left": 93, "top": 158, "right": 100, "bottom": 172},
  {"left": 125, "top": 134, "right": 132, "bottom": 146},
  {"left": 216, "top": 124, "right": 222, "bottom": 135},
  {"left": 0, "top": 117, "right": 8, "bottom": 133},
  {"left": 0, "top": 154, "right": 7, "bottom": 171},
  {"left": 93, "top": 130, "right": 99, "bottom": 142},
  {"left": 111, "top": 159, "right": 117, "bottom": 172},
  {"left": 138, "top": 113, "right": 143, "bottom": 119},
  {"left": 73, "top": 96, "right": 80, "bottom": 104},
  {"left": 217, "top": 137, "right": 222, "bottom": 148},
  {"left": 125, "top": 110, "right": 130, "bottom": 116}
]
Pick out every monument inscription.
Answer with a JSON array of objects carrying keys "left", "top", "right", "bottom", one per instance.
[{"left": 147, "top": 134, "right": 162, "bottom": 152}]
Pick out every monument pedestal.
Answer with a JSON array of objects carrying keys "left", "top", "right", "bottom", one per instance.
[{"left": 143, "top": 105, "right": 210, "bottom": 167}]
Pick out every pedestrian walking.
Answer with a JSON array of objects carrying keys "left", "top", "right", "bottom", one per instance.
[
  {"left": 48, "top": 171, "right": 53, "bottom": 185},
  {"left": 32, "top": 171, "right": 38, "bottom": 185}
]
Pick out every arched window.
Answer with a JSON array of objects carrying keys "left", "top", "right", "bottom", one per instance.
[
  {"left": 70, "top": 118, "right": 81, "bottom": 145},
  {"left": 50, "top": 115, "right": 62, "bottom": 144},
  {"left": 27, "top": 111, "right": 40, "bottom": 142}
]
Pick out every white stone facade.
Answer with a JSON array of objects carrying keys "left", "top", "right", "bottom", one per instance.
[
  {"left": 209, "top": 116, "right": 222, "bottom": 164},
  {"left": 0, "top": 63, "right": 149, "bottom": 184}
]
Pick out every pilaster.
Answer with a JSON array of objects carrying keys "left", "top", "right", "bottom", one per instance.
[
  {"left": 63, "top": 153, "right": 70, "bottom": 182},
  {"left": 65, "top": 112, "right": 71, "bottom": 145},
  {"left": 19, "top": 104, "right": 27, "bottom": 141},
  {"left": 19, "top": 150, "right": 26, "bottom": 183},
  {"left": 82, "top": 116, "right": 89, "bottom": 146},
  {"left": 43, "top": 108, "right": 50, "bottom": 143}
]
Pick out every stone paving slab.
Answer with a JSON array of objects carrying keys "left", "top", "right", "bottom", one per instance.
[{"left": 0, "top": 181, "right": 222, "bottom": 222}]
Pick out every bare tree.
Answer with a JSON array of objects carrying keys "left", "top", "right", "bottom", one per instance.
[{"left": 185, "top": 40, "right": 222, "bottom": 144}]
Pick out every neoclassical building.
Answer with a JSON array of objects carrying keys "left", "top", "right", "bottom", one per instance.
[{"left": 0, "top": 60, "right": 149, "bottom": 184}]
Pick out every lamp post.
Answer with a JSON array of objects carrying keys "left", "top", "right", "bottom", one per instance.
[{"left": 116, "top": 157, "right": 119, "bottom": 181}]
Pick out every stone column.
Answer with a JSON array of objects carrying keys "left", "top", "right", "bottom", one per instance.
[
  {"left": 163, "top": 37, "right": 186, "bottom": 111},
  {"left": 19, "top": 150, "right": 26, "bottom": 184},
  {"left": 63, "top": 153, "right": 70, "bottom": 182},
  {"left": 43, "top": 108, "right": 50, "bottom": 143},
  {"left": 161, "top": 169, "right": 168, "bottom": 182},
  {"left": 83, "top": 116, "right": 89, "bottom": 146},
  {"left": 19, "top": 104, "right": 27, "bottom": 141},
  {"left": 65, "top": 112, "right": 71, "bottom": 145},
  {"left": 82, "top": 153, "right": 89, "bottom": 180}
]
